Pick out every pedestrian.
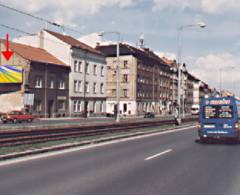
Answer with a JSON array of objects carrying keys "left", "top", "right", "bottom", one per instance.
[{"left": 174, "top": 107, "right": 179, "bottom": 125}]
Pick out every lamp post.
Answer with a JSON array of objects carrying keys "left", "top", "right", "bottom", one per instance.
[
  {"left": 177, "top": 22, "right": 206, "bottom": 124},
  {"left": 98, "top": 31, "right": 121, "bottom": 122},
  {"left": 219, "top": 67, "right": 222, "bottom": 94},
  {"left": 231, "top": 66, "right": 235, "bottom": 96}
]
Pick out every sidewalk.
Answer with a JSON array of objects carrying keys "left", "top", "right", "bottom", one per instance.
[
  {"left": 0, "top": 115, "right": 173, "bottom": 131},
  {"left": 0, "top": 114, "right": 194, "bottom": 131}
]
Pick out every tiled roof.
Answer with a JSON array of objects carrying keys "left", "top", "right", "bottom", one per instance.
[
  {"left": 44, "top": 29, "right": 102, "bottom": 56},
  {"left": 97, "top": 43, "right": 168, "bottom": 68},
  {"left": 0, "top": 39, "right": 68, "bottom": 67}
]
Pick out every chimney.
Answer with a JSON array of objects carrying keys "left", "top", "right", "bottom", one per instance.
[{"left": 39, "top": 30, "right": 44, "bottom": 49}]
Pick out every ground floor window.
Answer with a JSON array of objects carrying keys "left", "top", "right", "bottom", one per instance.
[
  {"left": 123, "top": 103, "right": 127, "bottom": 113},
  {"left": 58, "top": 100, "right": 66, "bottom": 111},
  {"left": 73, "top": 101, "right": 77, "bottom": 112},
  {"left": 35, "top": 100, "right": 42, "bottom": 112},
  {"left": 73, "top": 100, "right": 82, "bottom": 113},
  {"left": 93, "top": 101, "right": 97, "bottom": 113},
  {"left": 100, "top": 101, "right": 104, "bottom": 113}
]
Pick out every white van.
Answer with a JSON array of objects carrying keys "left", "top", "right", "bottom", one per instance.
[{"left": 191, "top": 104, "right": 199, "bottom": 115}]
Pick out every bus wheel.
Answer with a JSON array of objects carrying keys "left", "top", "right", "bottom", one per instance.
[
  {"left": 199, "top": 137, "right": 205, "bottom": 143},
  {"left": 237, "top": 136, "right": 240, "bottom": 144}
]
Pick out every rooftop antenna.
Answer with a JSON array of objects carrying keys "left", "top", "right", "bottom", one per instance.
[{"left": 139, "top": 32, "right": 145, "bottom": 48}]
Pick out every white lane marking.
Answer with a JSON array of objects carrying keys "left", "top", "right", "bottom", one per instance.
[
  {"left": 145, "top": 149, "right": 173, "bottom": 161},
  {"left": 0, "top": 125, "right": 195, "bottom": 167}
]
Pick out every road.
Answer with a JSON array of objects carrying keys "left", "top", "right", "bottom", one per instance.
[{"left": 1, "top": 126, "right": 240, "bottom": 195}]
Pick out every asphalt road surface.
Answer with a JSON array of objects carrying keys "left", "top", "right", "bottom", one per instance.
[{"left": 1, "top": 126, "right": 240, "bottom": 195}]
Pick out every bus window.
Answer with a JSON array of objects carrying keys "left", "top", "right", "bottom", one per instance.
[
  {"left": 204, "top": 105, "right": 233, "bottom": 119},
  {"left": 236, "top": 102, "right": 240, "bottom": 116}
]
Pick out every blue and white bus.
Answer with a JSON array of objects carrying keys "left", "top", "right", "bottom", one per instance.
[{"left": 198, "top": 96, "right": 240, "bottom": 142}]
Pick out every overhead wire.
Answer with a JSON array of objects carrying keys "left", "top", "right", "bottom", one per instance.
[{"left": 0, "top": 2, "right": 85, "bottom": 35}]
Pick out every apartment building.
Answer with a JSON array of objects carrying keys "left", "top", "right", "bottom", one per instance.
[
  {"left": 97, "top": 43, "right": 172, "bottom": 116},
  {"left": 0, "top": 40, "right": 70, "bottom": 117},
  {"left": 15, "top": 29, "right": 107, "bottom": 116}
]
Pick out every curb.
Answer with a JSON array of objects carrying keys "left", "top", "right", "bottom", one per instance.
[{"left": 0, "top": 123, "right": 196, "bottom": 161}]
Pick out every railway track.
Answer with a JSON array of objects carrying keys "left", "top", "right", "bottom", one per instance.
[{"left": 0, "top": 117, "right": 197, "bottom": 147}]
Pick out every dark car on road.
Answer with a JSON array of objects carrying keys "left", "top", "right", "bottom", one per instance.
[
  {"left": 144, "top": 112, "right": 155, "bottom": 118},
  {"left": 1, "top": 111, "right": 34, "bottom": 124}
]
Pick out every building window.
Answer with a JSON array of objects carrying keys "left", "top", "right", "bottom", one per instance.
[
  {"left": 74, "top": 80, "right": 82, "bottom": 93},
  {"left": 123, "top": 89, "right": 128, "bottom": 97},
  {"left": 74, "top": 60, "right": 82, "bottom": 72},
  {"left": 74, "top": 60, "right": 78, "bottom": 72},
  {"left": 100, "top": 101, "right": 104, "bottom": 112},
  {"left": 85, "top": 82, "right": 89, "bottom": 93},
  {"left": 101, "top": 66, "right": 104, "bottom": 76},
  {"left": 50, "top": 79, "right": 54, "bottom": 89},
  {"left": 59, "top": 80, "right": 65, "bottom": 89},
  {"left": 35, "top": 76, "right": 42, "bottom": 88},
  {"left": 78, "top": 101, "right": 81, "bottom": 112},
  {"left": 123, "top": 74, "right": 128, "bottom": 82},
  {"left": 93, "top": 64, "right": 97, "bottom": 75},
  {"left": 35, "top": 100, "right": 42, "bottom": 112},
  {"left": 58, "top": 100, "right": 65, "bottom": 111},
  {"left": 78, "top": 61, "right": 82, "bottom": 72},
  {"left": 74, "top": 80, "right": 78, "bottom": 92},
  {"left": 93, "top": 82, "right": 97, "bottom": 94},
  {"left": 112, "top": 89, "right": 116, "bottom": 97},
  {"left": 100, "top": 83, "right": 104, "bottom": 94},
  {"left": 78, "top": 81, "right": 82, "bottom": 92},
  {"left": 123, "top": 103, "right": 127, "bottom": 112},
  {"left": 73, "top": 101, "right": 78, "bottom": 112},
  {"left": 123, "top": 60, "right": 128, "bottom": 69},
  {"left": 73, "top": 100, "right": 82, "bottom": 112},
  {"left": 93, "top": 101, "right": 96, "bottom": 113},
  {"left": 86, "top": 63, "right": 90, "bottom": 74}
]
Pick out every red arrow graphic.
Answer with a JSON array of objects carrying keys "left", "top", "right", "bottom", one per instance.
[{"left": 2, "top": 33, "right": 13, "bottom": 61}]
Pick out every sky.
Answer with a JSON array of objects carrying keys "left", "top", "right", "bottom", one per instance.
[{"left": 0, "top": 0, "right": 240, "bottom": 95}]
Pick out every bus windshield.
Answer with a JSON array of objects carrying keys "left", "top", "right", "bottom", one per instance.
[{"left": 203, "top": 105, "right": 233, "bottom": 119}]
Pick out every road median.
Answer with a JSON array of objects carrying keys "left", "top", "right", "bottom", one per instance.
[{"left": 0, "top": 121, "right": 197, "bottom": 162}]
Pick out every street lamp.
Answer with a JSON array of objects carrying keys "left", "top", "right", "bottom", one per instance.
[
  {"left": 231, "top": 66, "right": 235, "bottom": 96},
  {"left": 177, "top": 22, "right": 206, "bottom": 124},
  {"left": 98, "top": 31, "right": 121, "bottom": 122}
]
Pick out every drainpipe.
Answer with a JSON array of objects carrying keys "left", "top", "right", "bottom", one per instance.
[{"left": 83, "top": 50, "right": 88, "bottom": 118}]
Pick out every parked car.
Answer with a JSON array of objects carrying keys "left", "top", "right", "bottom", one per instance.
[
  {"left": 1, "top": 111, "right": 34, "bottom": 123},
  {"left": 144, "top": 112, "right": 155, "bottom": 118},
  {"left": 191, "top": 105, "right": 200, "bottom": 115}
]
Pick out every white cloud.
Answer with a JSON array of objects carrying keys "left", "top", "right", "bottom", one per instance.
[
  {"left": 156, "top": 51, "right": 176, "bottom": 60},
  {"left": 79, "top": 33, "right": 104, "bottom": 47},
  {"left": 152, "top": 0, "right": 240, "bottom": 14},
  {"left": 191, "top": 53, "right": 240, "bottom": 89},
  {"left": 5, "top": 0, "right": 136, "bottom": 24},
  {"left": 79, "top": 32, "right": 137, "bottom": 48}
]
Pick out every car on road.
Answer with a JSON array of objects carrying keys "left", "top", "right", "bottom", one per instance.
[
  {"left": 191, "top": 105, "right": 199, "bottom": 115},
  {"left": 144, "top": 112, "right": 155, "bottom": 118},
  {"left": 1, "top": 111, "right": 34, "bottom": 124}
]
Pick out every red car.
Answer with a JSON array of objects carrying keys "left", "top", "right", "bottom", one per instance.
[{"left": 1, "top": 111, "right": 34, "bottom": 123}]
